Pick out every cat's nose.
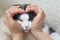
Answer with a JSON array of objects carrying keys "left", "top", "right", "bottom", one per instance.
[
  {"left": 25, "top": 24, "right": 29, "bottom": 29},
  {"left": 25, "top": 26, "right": 28, "bottom": 29},
  {"left": 25, "top": 27, "right": 29, "bottom": 32}
]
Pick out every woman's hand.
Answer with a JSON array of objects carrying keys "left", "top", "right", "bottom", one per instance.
[
  {"left": 26, "top": 5, "right": 52, "bottom": 40},
  {"left": 4, "top": 6, "right": 24, "bottom": 40},
  {"left": 26, "top": 4, "right": 45, "bottom": 32}
]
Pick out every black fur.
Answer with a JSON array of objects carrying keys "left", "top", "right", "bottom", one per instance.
[
  {"left": 49, "top": 27, "right": 55, "bottom": 34},
  {"left": 13, "top": 4, "right": 36, "bottom": 21}
]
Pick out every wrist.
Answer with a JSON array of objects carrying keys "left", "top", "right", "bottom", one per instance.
[
  {"left": 12, "top": 33, "right": 23, "bottom": 40},
  {"left": 31, "top": 25, "right": 43, "bottom": 32},
  {"left": 31, "top": 30, "right": 52, "bottom": 40},
  {"left": 31, "top": 27, "right": 43, "bottom": 33},
  {"left": 12, "top": 32, "right": 23, "bottom": 37},
  {"left": 31, "top": 29, "right": 43, "bottom": 34},
  {"left": 12, "top": 30, "right": 23, "bottom": 35}
]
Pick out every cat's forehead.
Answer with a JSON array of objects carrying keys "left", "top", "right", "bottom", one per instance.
[
  {"left": 18, "top": 12, "right": 36, "bottom": 21},
  {"left": 20, "top": 14, "right": 29, "bottom": 20},
  {"left": 13, "top": 12, "right": 36, "bottom": 21}
]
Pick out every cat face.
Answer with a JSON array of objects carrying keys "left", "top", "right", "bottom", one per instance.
[
  {"left": 17, "top": 13, "right": 32, "bottom": 32},
  {"left": 13, "top": 4, "right": 36, "bottom": 32},
  {"left": 13, "top": 12, "right": 36, "bottom": 32}
]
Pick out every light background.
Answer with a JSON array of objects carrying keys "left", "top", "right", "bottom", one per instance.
[{"left": 0, "top": 0, "right": 60, "bottom": 39}]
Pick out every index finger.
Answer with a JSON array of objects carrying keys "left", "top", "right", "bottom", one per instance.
[
  {"left": 6, "top": 6, "right": 25, "bottom": 17},
  {"left": 26, "top": 5, "right": 39, "bottom": 13}
]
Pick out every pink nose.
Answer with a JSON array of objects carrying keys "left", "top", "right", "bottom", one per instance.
[
  {"left": 26, "top": 26, "right": 28, "bottom": 29},
  {"left": 24, "top": 27, "right": 29, "bottom": 32}
]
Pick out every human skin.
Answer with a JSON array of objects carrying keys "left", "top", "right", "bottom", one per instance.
[
  {"left": 4, "top": 5, "right": 52, "bottom": 40},
  {"left": 26, "top": 5, "right": 52, "bottom": 40},
  {"left": 4, "top": 6, "right": 24, "bottom": 40}
]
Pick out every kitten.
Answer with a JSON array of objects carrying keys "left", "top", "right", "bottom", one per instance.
[
  {"left": 14, "top": 13, "right": 36, "bottom": 32},
  {"left": 13, "top": 4, "right": 36, "bottom": 32}
]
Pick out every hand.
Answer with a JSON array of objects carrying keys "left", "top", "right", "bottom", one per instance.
[
  {"left": 26, "top": 4, "right": 45, "bottom": 32},
  {"left": 26, "top": 5, "right": 52, "bottom": 40},
  {"left": 4, "top": 6, "right": 24, "bottom": 35}
]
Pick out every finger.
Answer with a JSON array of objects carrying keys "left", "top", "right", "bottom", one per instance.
[
  {"left": 33, "top": 11, "right": 45, "bottom": 24},
  {"left": 6, "top": 11, "right": 14, "bottom": 20},
  {"left": 6, "top": 10, "right": 23, "bottom": 30},
  {"left": 5, "top": 13, "right": 23, "bottom": 33},
  {"left": 27, "top": 4, "right": 38, "bottom": 8},
  {"left": 32, "top": 13, "right": 45, "bottom": 30},
  {"left": 6, "top": 6, "right": 25, "bottom": 16},
  {"left": 4, "top": 17, "right": 12, "bottom": 32},
  {"left": 6, "top": 11, "right": 19, "bottom": 27},
  {"left": 26, "top": 5, "right": 38, "bottom": 13},
  {"left": 6, "top": 11, "right": 18, "bottom": 27},
  {"left": 5, "top": 12, "right": 16, "bottom": 29},
  {"left": 7, "top": 18, "right": 23, "bottom": 33}
]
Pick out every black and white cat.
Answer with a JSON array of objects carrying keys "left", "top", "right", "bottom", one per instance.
[
  {"left": 14, "top": 12, "right": 36, "bottom": 32},
  {"left": 13, "top": 4, "right": 36, "bottom": 32},
  {"left": 13, "top": 4, "right": 60, "bottom": 40}
]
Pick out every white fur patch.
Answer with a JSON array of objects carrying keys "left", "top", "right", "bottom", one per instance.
[
  {"left": 50, "top": 32, "right": 60, "bottom": 40},
  {"left": 20, "top": 14, "right": 29, "bottom": 21},
  {"left": 17, "top": 14, "right": 32, "bottom": 32}
]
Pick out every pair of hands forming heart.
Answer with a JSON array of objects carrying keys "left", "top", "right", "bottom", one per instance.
[{"left": 4, "top": 4, "right": 45, "bottom": 35}]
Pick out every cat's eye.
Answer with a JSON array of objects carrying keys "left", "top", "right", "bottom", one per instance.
[
  {"left": 28, "top": 12, "right": 36, "bottom": 21},
  {"left": 13, "top": 14, "right": 22, "bottom": 20}
]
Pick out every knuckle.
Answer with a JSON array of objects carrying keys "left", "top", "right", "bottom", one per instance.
[
  {"left": 6, "top": 10, "right": 10, "bottom": 14},
  {"left": 6, "top": 10, "right": 8, "bottom": 13},
  {"left": 6, "top": 9, "right": 11, "bottom": 14}
]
